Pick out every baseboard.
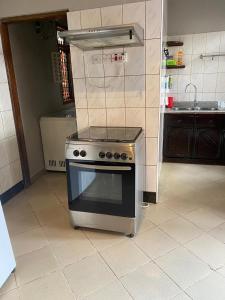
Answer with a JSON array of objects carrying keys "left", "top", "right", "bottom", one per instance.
[
  {"left": 0, "top": 181, "right": 24, "bottom": 205},
  {"left": 143, "top": 192, "right": 156, "bottom": 204}
]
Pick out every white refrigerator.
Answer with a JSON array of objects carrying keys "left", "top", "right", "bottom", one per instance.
[{"left": 0, "top": 201, "right": 16, "bottom": 288}]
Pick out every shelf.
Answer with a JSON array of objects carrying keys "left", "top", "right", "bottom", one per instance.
[
  {"left": 166, "top": 65, "right": 185, "bottom": 69},
  {"left": 167, "top": 41, "right": 183, "bottom": 47}
]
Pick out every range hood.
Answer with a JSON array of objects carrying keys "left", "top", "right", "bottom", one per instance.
[{"left": 59, "top": 24, "right": 144, "bottom": 50}]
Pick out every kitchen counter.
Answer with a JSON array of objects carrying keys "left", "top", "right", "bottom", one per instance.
[{"left": 164, "top": 108, "right": 225, "bottom": 114}]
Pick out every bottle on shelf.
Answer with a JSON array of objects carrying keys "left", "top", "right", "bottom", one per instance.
[{"left": 176, "top": 50, "right": 184, "bottom": 66}]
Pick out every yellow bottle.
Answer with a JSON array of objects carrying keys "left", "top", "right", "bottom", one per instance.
[{"left": 176, "top": 50, "right": 184, "bottom": 66}]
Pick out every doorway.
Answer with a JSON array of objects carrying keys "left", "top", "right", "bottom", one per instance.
[{"left": 0, "top": 11, "right": 74, "bottom": 187}]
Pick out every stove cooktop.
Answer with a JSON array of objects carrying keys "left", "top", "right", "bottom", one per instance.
[{"left": 69, "top": 126, "right": 142, "bottom": 143}]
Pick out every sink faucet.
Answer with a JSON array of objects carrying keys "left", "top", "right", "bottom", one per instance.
[{"left": 185, "top": 83, "right": 198, "bottom": 108}]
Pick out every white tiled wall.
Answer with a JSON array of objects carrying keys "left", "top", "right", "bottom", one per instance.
[
  {"left": 68, "top": 0, "right": 162, "bottom": 193},
  {"left": 0, "top": 37, "right": 22, "bottom": 195},
  {"left": 167, "top": 31, "right": 225, "bottom": 103}
]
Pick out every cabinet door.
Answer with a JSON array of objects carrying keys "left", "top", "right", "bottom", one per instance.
[
  {"left": 194, "top": 127, "right": 221, "bottom": 160},
  {"left": 194, "top": 114, "right": 223, "bottom": 161},
  {"left": 164, "top": 126, "right": 193, "bottom": 158}
]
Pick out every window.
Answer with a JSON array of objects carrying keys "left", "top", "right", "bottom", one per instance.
[{"left": 57, "top": 27, "right": 74, "bottom": 104}]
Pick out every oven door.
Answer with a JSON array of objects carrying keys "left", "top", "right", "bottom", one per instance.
[{"left": 66, "top": 160, "right": 135, "bottom": 218}]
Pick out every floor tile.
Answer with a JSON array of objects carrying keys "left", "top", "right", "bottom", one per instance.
[
  {"left": 11, "top": 227, "right": 48, "bottom": 257},
  {"left": 137, "top": 215, "right": 156, "bottom": 233},
  {"left": 53, "top": 188, "right": 68, "bottom": 207},
  {"left": 209, "top": 222, "right": 225, "bottom": 243},
  {"left": 42, "top": 172, "right": 67, "bottom": 187},
  {"left": 121, "top": 261, "right": 181, "bottom": 300},
  {"left": 3, "top": 165, "right": 225, "bottom": 299},
  {"left": 35, "top": 205, "right": 69, "bottom": 226},
  {"left": 144, "top": 203, "right": 178, "bottom": 225},
  {"left": 24, "top": 181, "right": 53, "bottom": 199},
  {"left": 0, "top": 274, "right": 17, "bottom": 295},
  {"left": 27, "top": 191, "right": 61, "bottom": 213},
  {"left": 15, "top": 246, "right": 58, "bottom": 285},
  {"left": 217, "top": 266, "right": 225, "bottom": 277},
  {"left": 42, "top": 216, "right": 76, "bottom": 247},
  {"left": 171, "top": 293, "right": 191, "bottom": 300},
  {"left": 100, "top": 240, "right": 150, "bottom": 277},
  {"left": 0, "top": 289, "right": 20, "bottom": 300},
  {"left": 6, "top": 212, "right": 39, "bottom": 237},
  {"left": 208, "top": 202, "right": 225, "bottom": 219},
  {"left": 19, "top": 271, "right": 74, "bottom": 300},
  {"left": 185, "top": 208, "right": 225, "bottom": 231},
  {"left": 3, "top": 195, "right": 31, "bottom": 221},
  {"left": 156, "top": 246, "right": 211, "bottom": 289},
  {"left": 83, "top": 280, "right": 132, "bottom": 300},
  {"left": 185, "top": 272, "right": 225, "bottom": 300},
  {"left": 200, "top": 165, "right": 225, "bottom": 182},
  {"left": 63, "top": 254, "right": 115, "bottom": 299},
  {"left": 50, "top": 230, "right": 96, "bottom": 268},
  {"left": 163, "top": 198, "right": 203, "bottom": 216},
  {"left": 134, "top": 227, "right": 179, "bottom": 259},
  {"left": 185, "top": 234, "right": 225, "bottom": 269},
  {"left": 159, "top": 217, "right": 202, "bottom": 244},
  {"left": 84, "top": 229, "right": 126, "bottom": 251}
]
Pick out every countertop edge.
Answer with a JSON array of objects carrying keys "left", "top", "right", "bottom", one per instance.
[{"left": 164, "top": 109, "right": 225, "bottom": 114}]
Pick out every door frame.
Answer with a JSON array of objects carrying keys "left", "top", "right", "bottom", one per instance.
[{"left": 0, "top": 10, "right": 68, "bottom": 187}]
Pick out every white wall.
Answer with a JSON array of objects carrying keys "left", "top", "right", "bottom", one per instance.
[
  {"left": 0, "top": 37, "right": 22, "bottom": 195},
  {"left": 167, "top": 31, "right": 225, "bottom": 103},
  {"left": 158, "top": 0, "right": 167, "bottom": 185},
  {"left": 168, "top": 0, "right": 225, "bottom": 36},
  {"left": 0, "top": 0, "right": 144, "bottom": 19},
  {"left": 68, "top": 1, "right": 162, "bottom": 194},
  {"left": 9, "top": 21, "right": 72, "bottom": 179}
]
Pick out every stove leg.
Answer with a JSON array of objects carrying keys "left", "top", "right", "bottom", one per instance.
[
  {"left": 74, "top": 226, "right": 80, "bottom": 230},
  {"left": 127, "top": 233, "right": 134, "bottom": 238}
]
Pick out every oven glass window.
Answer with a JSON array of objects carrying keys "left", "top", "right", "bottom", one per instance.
[
  {"left": 67, "top": 161, "right": 135, "bottom": 217},
  {"left": 72, "top": 170, "right": 122, "bottom": 204}
]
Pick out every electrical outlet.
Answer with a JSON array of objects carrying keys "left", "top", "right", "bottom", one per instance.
[{"left": 111, "top": 52, "right": 128, "bottom": 62}]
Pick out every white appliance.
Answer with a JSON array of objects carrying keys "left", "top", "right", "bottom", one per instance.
[
  {"left": 0, "top": 202, "right": 16, "bottom": 288},
  {"left": 40, "top": 109, "right": 77, "bottom": 172}
]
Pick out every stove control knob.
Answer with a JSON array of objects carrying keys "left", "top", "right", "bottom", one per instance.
[
  {"left": 114, "top": 152, "right": 121, "bottom": 160},
  {"left": 106, "top": 152, "right": 113, "bottom": 159},
  {"left": 73, "top": 150, "right": 80, "bottom": 157},
  {"left": 121, "top": 153, "right": 128, "bottom": 160},
  {"left": 99, "top": 152, "right": 105, "bottom": 159},
  {"left": 80, "top": 150, "right": 87, "bottom": 157}
]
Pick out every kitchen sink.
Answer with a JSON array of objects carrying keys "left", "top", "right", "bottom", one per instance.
[
  {"left": 171, "top": 101, "right": 219, "bottom": 112},
  {"left": 172, "top": 107, "right": 218, "bottom": 111},
  {"left": 172, "top": 107, "right": 194, "bottom": 111}
]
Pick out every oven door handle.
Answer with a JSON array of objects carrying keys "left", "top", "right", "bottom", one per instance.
[{"left": 69, "top": 162, "right": 132, "bottom": 171}]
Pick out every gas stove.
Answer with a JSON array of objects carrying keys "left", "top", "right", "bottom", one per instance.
[
  {"left": 66, "top": 126, "right": 142, "bottom": 163},
  {"left": 69, "top": 126, "right": 142, "bottom": 142},
  {"left": 65, "top": 126, "right": 144, "bottom": 237}
]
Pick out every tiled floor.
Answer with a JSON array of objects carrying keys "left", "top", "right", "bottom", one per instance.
[{"left": 1, "top": 163, "right": 225, "bottom": 299}]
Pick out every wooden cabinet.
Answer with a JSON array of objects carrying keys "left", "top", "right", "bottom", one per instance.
[
  {"left": 194, "top": 128, "right": 221, "bottom": 160},
  {"left": 163, "top": 113, "right": 225, "bottom": 164},
  {"left": 164, "top": 127, "right": 193, "bottom": 158},
  {"left": 164, "top": 115, "right": 194, "bottom": 158}
]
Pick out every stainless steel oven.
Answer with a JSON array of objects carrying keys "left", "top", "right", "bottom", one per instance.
[{"left": 65, "top": 126, "right": 144, "bottom": 237}]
